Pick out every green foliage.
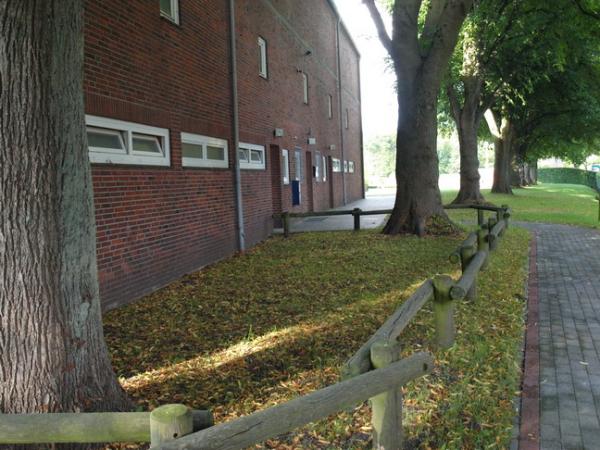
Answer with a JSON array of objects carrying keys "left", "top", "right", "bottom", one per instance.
[
  {"left": 365, "top": 134, "right": 396, "bottom": 186},
  {"left": 437, "top": 139, "right": 460, "bottom": 174},
  {"left": 538, "top": 168, "right": 600, "bottom": 190},
  {"left": 491, "top": 0, "right": 600, "bottom": 163},
  {"left": 104, "top": 226, "right": 529, "bottom": 449}
]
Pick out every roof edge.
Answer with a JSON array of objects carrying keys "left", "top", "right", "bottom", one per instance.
[{"left": 325, "top": 0, "right": 361, "bottom": 58}]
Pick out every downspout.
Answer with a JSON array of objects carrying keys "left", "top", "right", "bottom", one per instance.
[
  {"left": 229, "top": 0, "right": 245, "bottom": 251},
  {"left": 357, "top": 55, "right": 365, "bottom": 199},
  {"left": 335, "top": 19, "right": 347, "bottom": 205}
]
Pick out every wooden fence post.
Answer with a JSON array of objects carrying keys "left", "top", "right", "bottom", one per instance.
[
  {"left": 369, "top": 340, "right": 403, "bottom": 450},
  {"left": 460, "top": 242, "right": 477, "bottom": 301},
  {"left": 150, "top": 404, "right": 193, "bottom": 448},
  {"left": 487, "top": 217, "right": 498, "bottom": 251},
  {"left": 432, "top": 275, "right": 456, "bottom": 349},
  {"left": 477, "top": 225, "right": 490, "bottom": 270},
  {"left": 352, "top": 208, "right": 362, "bottom": 231},
  {"left": 477, "top": 209, "right": 484, "bottom": 227},
  {"left": 501, "top": 204, "right": 511, "bottom": 229},
  {"left": 282, "top": 212, "right": 290, "bottom": 238}
]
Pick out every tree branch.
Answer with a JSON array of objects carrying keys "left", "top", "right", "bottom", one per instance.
[
  {"left": 571, "top": 0, "right": 600, "bottom": 19},
  {"left": 421, "top": 0, "right": 446, "bottom": 56},
  {"left": 362, "top": 0, "right": 394, "bottom": 56},
  {"left": 484, "top": 109, "right": 501, "bottom": 139},
  {"left": 421, "top": 0, "right": 475, "bottom": 87}
]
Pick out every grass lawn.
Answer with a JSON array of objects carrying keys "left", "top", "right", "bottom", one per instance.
[
  {"left": 105, "top": 225, "right": 530, "bottom": 449},
  {"left": 443, "top": 183, "right": 600, "bottom": 229}
]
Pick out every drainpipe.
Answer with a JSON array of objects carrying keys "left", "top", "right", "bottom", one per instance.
[
  {"left": 357, "top": 55, "right": 365, "bottom": 199},
  {"left": 335, "top": 19, "right": 347, "bottom": 205},
  {"left": 229, "top": 0, "right": 245, "bottom": 251}
]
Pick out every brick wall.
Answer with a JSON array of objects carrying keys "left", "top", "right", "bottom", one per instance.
[
  {"left": 84, "top": 0, "right": 363, "bottom": 310},
  {"left": 236, "top": 0, "right": 364, "bottom": 214}
]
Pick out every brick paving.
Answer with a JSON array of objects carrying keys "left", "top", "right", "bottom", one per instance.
[{"left": 524, "top": 223, "right": 600, "bottom": 450}]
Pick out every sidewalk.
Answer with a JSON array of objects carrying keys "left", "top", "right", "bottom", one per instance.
[
  {"left": 278, "top": 194, "right": 395, "bottom": 233},
  {"left": 520, "top": 223, "right": 600, "bottom": 450}
]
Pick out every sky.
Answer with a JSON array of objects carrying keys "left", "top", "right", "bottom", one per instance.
[{"left": 333, "top": 0, "right": 397, "bottom": 141}]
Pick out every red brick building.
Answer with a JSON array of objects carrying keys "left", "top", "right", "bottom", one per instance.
[{"left": 84, "top": 0, "right": 364, "bottom": 310}]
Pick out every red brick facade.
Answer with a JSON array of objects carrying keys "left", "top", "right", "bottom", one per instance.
[{"left": 84, "top": 0, "right": 364, "bottom": 310}]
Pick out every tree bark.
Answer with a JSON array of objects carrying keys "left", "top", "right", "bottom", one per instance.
[
  {"left": 383, "top": 83, "right": 447, "bottom": 236},
  {"left": 363, "top": 0, "right": 473, "bottom": 235},
  {"left": 489, "top": 116, "right": 514, "bottom": 194},
  {"left": 448, "top": 77, "right": 486, "bottom": 205},
  {"left": 0, "top": 0, "right": 130, "bottom": 423}
]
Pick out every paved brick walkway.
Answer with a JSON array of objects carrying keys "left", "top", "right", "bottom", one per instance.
[{"left": 528, "top": 223, "right": 600, "bottom": 450}]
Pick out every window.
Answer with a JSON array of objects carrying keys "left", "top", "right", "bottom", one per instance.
[
  {"left": 86, "top": 115, "right": 170, "bottom": 166},
  {"left": 160, "top": 0, "right": 179, "bottom": 24},
  {"left": 282, "top": 149, "right": 290, "bottom": 184},
  {"left": 345, "top": 108, "right": 349, "bottom": 129},
  {"left": 258, "top": 37, "right": 268, "bottom": 78},
  {"left": 302, "top": 73, "right": 309, "bottom": 104},
  {"left": 344, "top": 160, "right": 349, "bottom": 173},
  {"left": 322, "top": 155, "right": 327, "bottom": 182},
  {"left": 332, "top": 158, "right": 341, "bottom": 173},
  {"left": 315, "top": 151, "right": 322, "bottom": 181},
  {"left": 349, "top": 161, "right": 355, "bottom": 173},
  {"left": 181, "top": 133, "right": 228, "bottom": 168},
  {"left": 294, "top": 149, "right": 303, "bottom": 180},
  {"left": 327, "top": 95, "right": 333, "bottom": 119},
  {"left": 239, "top": 142, "right": 266, "bottom": 170}
]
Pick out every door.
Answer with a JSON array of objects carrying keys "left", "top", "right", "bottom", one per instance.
[{"left": 306, "top": 151, "right": 314, "bottom": 212}]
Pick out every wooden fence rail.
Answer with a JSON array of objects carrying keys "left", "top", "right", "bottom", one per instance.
[
  {"left": 275, "top": 203, "right": 511, "bottom": 237},
  {"left": 160, "top": 352, "right": 433, "bottom": 450},
  {"left": 0, "top": 407, "right": 213, "bottom": 446},
  {"left": 1, "top": 204, "right": 511, "bottom": 449}
]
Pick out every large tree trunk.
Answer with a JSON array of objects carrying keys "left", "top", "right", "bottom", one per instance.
[
  {"left": 382, "top": 85, "right": 447, "bottom": 236},
  {"left": 529, "top": 160, "right": 538, "bottom": 184},
  {"left": 0, "top": 0, "right": 130, "bottom": 420},
  {"left": 449, "top": 78, "right": 485, "bottom": 205},
  {"left": 363, "top": 0, "right": 472, "bottom": 236},
  {"left": 491, "top": 117, "right": 514, "bottom": 194}
]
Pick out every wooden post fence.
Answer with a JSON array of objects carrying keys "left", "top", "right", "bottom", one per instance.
[
  {"left": 369, "top": 340, "right": 403, "bottom": 449},
  {"left": 282, "top": 212, "right": 290, "bottom": 238},
  {"left": 161, "top": 353, "right": 434, "bottom": 450},
  {"left": 150, "top": 404, "right": 194, "bottom": 447},
  {"left": 432, "top": 275, "right": 456, "bottom": 349},
  {"left": 353, "top": 208, "right": 362, "bottom": 231},
  {"left": 4, "top": 203, "right": 512, "bottom": 449},
  {"left": 0, "top": 408, "right": 212, "bottom": 444}
]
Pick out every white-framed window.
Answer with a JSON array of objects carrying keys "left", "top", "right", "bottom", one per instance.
[
  {"left": 302, "top": 73, "right": 309, "bottom": 104},
  {"left": 239, "top": 142, "right": 266, "bottom": 170},
  {"left": 315, "top": 151, "right": 322, "bottom": 181},
  {"left": 86, "top": 115, "right": 170, "bottom": 167},
  {"left": 282, "top": 149, "right": 290, "bottom": 185},
  {"left": 181, "top": 133, "right": 228, "bottom": 169},
  {"left": 332, "top": 157, "right": 341, "bottom": 173},
  {"left": 258, "top": 37, "right": 268, "bottom": 78},
  {"left": 322, "top": 155, "right": 327, "bottom": 182},
  {"left": 344, "top": 160, "right": 349, "bottom": 173},
  {"left": 345, "top": 108, "right": 349, "bottom": 129},
  {"left": 349, "top": 161, "right": 355, "bottom": 173},
  {"left": 327, "top": 95, "right": 333, "bottom": 119},
  {"left": 295, "top": 149, "right": 303, "bottom": 180},
  {"left": 160, "top": 0, "right": 179, "bottom": 24}
]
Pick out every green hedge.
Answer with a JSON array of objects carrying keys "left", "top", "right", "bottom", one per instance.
[{"left": 538, "top": 168, "right": 600, "bottom": 191}]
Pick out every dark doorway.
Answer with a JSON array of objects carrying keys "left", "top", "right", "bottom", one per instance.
[{"left": 306, "top": 151, "right": 314, "bottom": 212}]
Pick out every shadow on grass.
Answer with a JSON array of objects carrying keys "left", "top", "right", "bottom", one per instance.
[{"left": 104, "top": 231, "right": 460, "bottom": 380}]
